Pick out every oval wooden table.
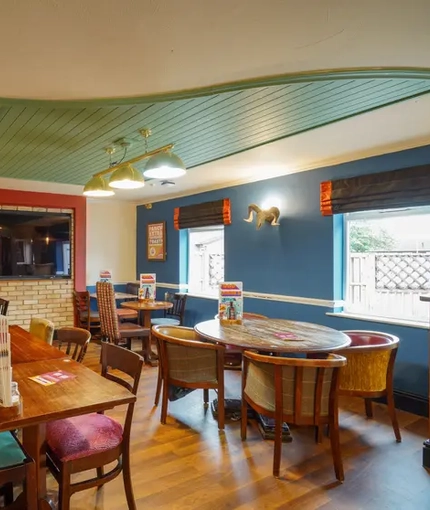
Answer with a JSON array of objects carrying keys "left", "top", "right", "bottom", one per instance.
[
  {"left": 195, "top": 318, "right": 351, "bottom": 441},
  {"left": 194, "top": 318, "right": 351, "bottom": 353}
]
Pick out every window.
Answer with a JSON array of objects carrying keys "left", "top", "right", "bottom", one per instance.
[
  {"left": 344, "top": 206, "right": 430, "bottom": 323},
  {"left": 187, "top": 226, "right": 224, "bottom": 296}
]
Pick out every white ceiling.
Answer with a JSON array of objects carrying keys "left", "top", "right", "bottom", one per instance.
[
  {"left": 2, "top": 93, "right": 430, "bottom": 203},
  {"left": 0, "top": 0, "right": 429, "bottom": 100}
]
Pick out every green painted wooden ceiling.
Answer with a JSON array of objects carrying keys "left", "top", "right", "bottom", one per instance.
[{"left": 0, "top": 70, "right": 430, "bottom": 186}]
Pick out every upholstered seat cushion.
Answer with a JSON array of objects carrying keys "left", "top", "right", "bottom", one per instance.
[
  {"left": 119, "top": 322, "right": 150, "bottom": 338},
  {"left": 117, "top": 309, "right": 138, "bottom": 319},
  {"left": 0, "top": 432, "right": 27, "bottom": 468},
  {"left": 46, "top": 414, "right": 123, "bottom": 462},
  {"left": 151, "top": 318, "right": 180, "bottom": 326}
]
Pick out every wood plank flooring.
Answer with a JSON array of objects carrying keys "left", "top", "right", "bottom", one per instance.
[{"left": 47, "top": 341, "right": 430, "bottom": 510}]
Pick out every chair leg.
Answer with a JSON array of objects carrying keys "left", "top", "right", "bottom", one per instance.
[
  {"left": 386, "top": 389, "right": 402, "bottom": 442},
  {"left": 122, "top": 450, "right": 137, "bottom": 510},
  {"left": 58, "top": 463, "right": 72, "bottom": 510},
  {"left": 217, "top": 385, "right": 225, "bottom": 430},
  {"left": 154, "top": 365, "right": 162, "bottom": 406},
  {"left": 203, "top": 389, "right": 209, "bottom": 406},
  {"left": 3, "top": 482, "right": 14, "bottom": 505},
  {"left": 315, "top": 425, "right": 323, "bottom": 444},
  {"left": 364, "top": 398, "right": 373, "bottom": 419},
  {"left": 329, "top": 414, "right": 344, "bottom": 482},
  {"left": 273, "top": 414, "right": 282, "bottom": 478},
  {"left": 160, "top": 375, "right": 169, "bottom": 424},
  {"left": 241, "top": 400, "right": 248, "bottom": 440},
  {"left": 97, "top": 467, "right": 104, "bottom": 480}
]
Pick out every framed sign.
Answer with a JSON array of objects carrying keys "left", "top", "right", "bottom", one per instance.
[{"left": 147, "top": 222, "right": 166, "bottom": 261}]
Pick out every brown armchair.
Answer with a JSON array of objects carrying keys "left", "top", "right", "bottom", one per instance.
[
  {"left": 338, "top": 330, "right": 401, "bottom": 442},
  {"left": 152, "top": 325, "right": 226, "bottom": 429},
  {"left": 241, "top": 350, "right": 347, "bottom": 480}
]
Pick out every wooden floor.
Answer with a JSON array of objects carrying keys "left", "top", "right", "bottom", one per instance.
[{"left": 47, "top": 341, "right": 430, "bottom": 510}]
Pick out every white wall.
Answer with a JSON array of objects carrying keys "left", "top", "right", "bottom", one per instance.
[{"left": 86, "top": 200, "right": 136, "bottom": 285}]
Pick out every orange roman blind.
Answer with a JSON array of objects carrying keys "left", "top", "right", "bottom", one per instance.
[
  {"left": 321, "top": 164, "right": 430, "bottom": 216},
  {"left": 174, "top": 198, "right": 231, "bottom": 230}
]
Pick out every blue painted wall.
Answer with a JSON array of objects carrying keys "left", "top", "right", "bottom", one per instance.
[{"left": 136, "top": 145, "right": 430, "bottom": 399}]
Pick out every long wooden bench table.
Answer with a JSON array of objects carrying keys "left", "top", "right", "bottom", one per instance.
[{"left": 1, "top": 325, "right": 136, "bottom": 509}]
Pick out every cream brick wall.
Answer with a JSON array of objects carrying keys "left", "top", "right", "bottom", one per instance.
[{"left": 0, "top": 205, "right": 74, "bottom": 328}]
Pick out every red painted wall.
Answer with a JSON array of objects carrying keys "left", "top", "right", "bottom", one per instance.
[{"left": 0, "top": 189, "right": 86, "bottom": 290}]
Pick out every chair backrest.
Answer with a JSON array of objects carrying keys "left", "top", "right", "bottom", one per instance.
[
  {"left": 152, "top": 325, "right": 225, "bottom": 385},
  {"left": 29, "top": 317, "right": 55, "bottom": 345},
  {"left": 56, "top": 327, "right": 91, "bottom": 363},
  {"left": 101, "top": 343, "right": 143, "bottom": 442},
  {"left": 338, "top": 330, "right": 399, "bottom": 393},
  {"left": 96, "top": 281, "right": 120, "bottom": 343},
  {"left": 242, "top": 350, "right": 346, "bottom": 425},
  {"left": 73, "top": 290, "right": 91, "bottom": 329},
  {"left": 164, "top": 292, "right": 187, "bottom": 324},
  {"left": 0, "top": 298, "right": 9, "bottom": 316},
  {"left": 126, "top": 282, "right": 139, "bottom": 296}
]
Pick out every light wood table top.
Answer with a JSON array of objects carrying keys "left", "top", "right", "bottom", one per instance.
[
  {"left": 10, "top": 325, "right": 65, "bottom": 364},
  {"left": 120, "top": 300, "right": 173, "bottom": 311},
  {"left": 195, "top": 318, "right": 351, "bottom": 353},
  {"left": 1, "top": 357, "right": 135, "bottom": 432},
  {"left": 90, "top": 292, "right": 137, "bottom": 300}
]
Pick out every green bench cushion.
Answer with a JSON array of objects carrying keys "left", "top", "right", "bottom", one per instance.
[{"left": 0, "top": 432, "right": 26, "bottom": 468}]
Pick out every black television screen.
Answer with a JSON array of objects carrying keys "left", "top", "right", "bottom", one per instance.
[{"left": 0, "top": 210, "right": 71, "bottom": 278}]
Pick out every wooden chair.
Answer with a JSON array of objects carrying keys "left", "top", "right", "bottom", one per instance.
[
  {"left": 241, "top": 350, "right": 347, "bottom": 480},
  {"left": 152, "top": 325, "right": 226, "bottom": 429},
  {"left": 338, "top": 330, "right": 401, "bottom": 442},
  {"left": 73, "top": 290, "right": 100, "bottom": 332},
  {"left": 0, "top": 298, "right": 9, "bottom": 316},
  {"left": 46, "top": 343, "right": 144, "bottom": 510},
  {"left": 29, "top": 317, "right": 54, "bottom": 345},
  {"left": 96, "top": 281, "right": 151, "bottom": 360},
  {"left": 125, "top": 282, "right": 139, "bottom": 296},
  {"left": 0, "top": 431, "right": 37, "bottom": 509},
  {"left": 56, "top": 327, "right": 91, "bottom": 363},
  {"left": 151, "top": 292, "right": 187, "bottom": 327}
]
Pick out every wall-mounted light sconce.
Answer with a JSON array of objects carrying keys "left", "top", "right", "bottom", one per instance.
[{"left": 244, "top": 203, "right": 280, "bottom": 230}]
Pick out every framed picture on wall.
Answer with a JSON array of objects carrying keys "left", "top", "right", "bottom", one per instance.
[{"left": 147, "top": 221, "right": 166, "bottom": 261}]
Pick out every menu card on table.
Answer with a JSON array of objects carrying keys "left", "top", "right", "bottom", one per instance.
[
  {"left": 139, "top": 273, "right": 156, "bottom": 301},
  {"left": 0, "top": 315, "right": 12, "bottom": 407},
  {"left": 218, "top": 282, "right": 243, "bottom": 324},
  {"left": 99, "top": 270, "right": 112, "bottom": 282}
]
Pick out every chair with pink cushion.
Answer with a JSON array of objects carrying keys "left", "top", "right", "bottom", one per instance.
[
  {"left": 45, "top": 343, "right": 143, "bottom": 510},
  {"left": 338, "top": 330, "right": 401, "bottom": 442}
]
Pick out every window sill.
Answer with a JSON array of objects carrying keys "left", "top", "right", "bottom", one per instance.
[
  {"left": 326, "top": 311, "right": 429, "bottom": 330},
  {"left": 184, "top": 291, "right": 218, "bottom": 301}
]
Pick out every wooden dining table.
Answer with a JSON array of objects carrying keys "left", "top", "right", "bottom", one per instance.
[
  {"left": 2, "top": 326, "right": 136, "bottom": 510},
  {"left": 195, "top": 317, "right": 351, "bottom": 441},
  {"left": 89, "top": 291, "right": 137, "bottom": 300},
  {"left": 120, "top": 300, "right": 173, "bottom": 329},
  {"left": 194, "top": 317, "right": 351, "bottom": 353}
]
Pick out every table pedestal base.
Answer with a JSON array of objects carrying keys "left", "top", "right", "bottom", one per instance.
[
  {"left": 211, "top": 399, "right": 293, "bottom": 442},
  {"left": 256, "top": 414, "right": 293, "bottom": 443}
]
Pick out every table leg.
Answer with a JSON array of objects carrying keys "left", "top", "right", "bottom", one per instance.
[
  {"left": 143, "top": 311, "right": 158, "bottom": 366},
  {"left": 23, "top": 423, "right": 54, "bottom": 509}
]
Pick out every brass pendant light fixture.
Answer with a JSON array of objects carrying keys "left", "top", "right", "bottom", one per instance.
[{"left": 82, "top": 129, "right": 186, "bottom": 197}]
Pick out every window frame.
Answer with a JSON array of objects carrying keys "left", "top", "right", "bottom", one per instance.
[
  {"left": 343, "top": 205, "right": 430, "bottom": 323},
  {"left": 186, "top": 225, "right": 225, "bottom": 297}
]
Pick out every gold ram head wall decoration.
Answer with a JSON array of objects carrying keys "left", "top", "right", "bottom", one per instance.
[{"left": 244, "top": 204, "right": 280, "bottom": 230}]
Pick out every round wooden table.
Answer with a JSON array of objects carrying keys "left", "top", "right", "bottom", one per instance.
[
  {"left": 194, "top": 318, "right": 351, "bottom": 353},
  {"left": 195, "top": 318, "right": 350, "bottom": 441},
  {"left": 120, "top": 300, "right": 173, "bottom": 329}
]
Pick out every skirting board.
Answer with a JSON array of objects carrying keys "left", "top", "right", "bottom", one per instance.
[{"left": 374, "top": 391, "right": 428, "bottom": 418}]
